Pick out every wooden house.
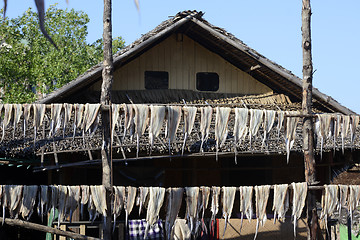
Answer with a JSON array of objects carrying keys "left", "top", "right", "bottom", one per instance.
[{"left": 1, "top": 10, "right": 359, "bottom": 239}]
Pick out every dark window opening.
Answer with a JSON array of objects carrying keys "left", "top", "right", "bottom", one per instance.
[
  {"left": 145, "top": 71, "right": 169, "bottom": 90},
  {"left": 196, "top": 72, "right": 219, "bottom": 91}
]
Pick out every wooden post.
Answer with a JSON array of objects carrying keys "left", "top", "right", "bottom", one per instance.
[
  {"left": 101, "top": 0, "right": 114, "bottom": 239},
  {"left": 301, "top": 0, "right": 319, "bottom": 239}
]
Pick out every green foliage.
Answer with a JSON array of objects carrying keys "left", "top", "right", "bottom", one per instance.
[{"left": 0, "top": 5, "right": 125, "bottom": 103}]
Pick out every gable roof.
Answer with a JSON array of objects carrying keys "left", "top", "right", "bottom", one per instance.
[{"left": 37, "top": 10, "right": 355, "bottom": 115}]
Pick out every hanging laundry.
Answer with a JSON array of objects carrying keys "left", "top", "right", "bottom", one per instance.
[
  {"left": 272, "top": 184, "right": 289, "bottom": 223},
  {"left": 37, "top": 185, "right": 49, "bottom": 222},
  {"left": 284, "top": 112, "right": 300, "bottom": 163},
  {"left": 215, "top": 107, "right": 231, "bottom": 161},
  {"left": 125, "top": 186, "right": 137, "bottom": 225},
  {"left": 276, "top": 111, "right": 285, "bottom": 137},
  {"left": 80, "top": 185, "right": 90, "bottom": 219},
  {"left": 19, "top": 185, "right": 38, "bottom": 220},
  {"left": 113, "top": 186, "right": 125, "bottom": 231},
  {"left": 134, "top": 104, "right": 150, "bottom": 158},
  {"left": 233, "top": 108, "right": 249, "bottom": 163},
  {"left": 221, "top": 187, "right": 236, "bottom": 236},
  {"left": 128, "top": 219, "right": 164, "bottom": 240},
  {"left": 249, "top": 109, "right": 263, "bottom": 147},
  {"left": 254, "top": 185, "right": 270, "bottom": 240},
  {"left": 291, "top": 182, "right": 307, "bottom": 237},
  {"left": 262, "top": 110, "right": 276, "bottom": 148},
  {"left": 149, "top": 105, "right": 166, "bottom": 153},
  {"left": 320, "top": 185, "right": 338, "bottom": 231},
  {"left": 137, "top": 186, "right": 149, "bottom": 216},
  {"left": 185, "top": 187, "right": 200, "bottom": 235},
  {"left": 338, "top": 184, "right": 348, "bottom": 217},
  {"left": 341, "top": 115, "right": 351, "bottom": 154},
  {"left": 182, "top": 106, "right": 197, "bottom": 155},
  {"left": 145, "top": 187, "right": 165, "bottom": 239},
  {"left": 165, "top": 187, "right": 184, "bottom": 240},
  {"left": 165, "top": 106, "right": 182, "bottom": 154},
  {"left": 172, "top": 219, "right": 191, "bottom": 240},
  {"left": 200, "top": 106, "right": 213, "bottom": 152},
  {"left": 239, "top": 186, "right": 253, "bottom": 233}
]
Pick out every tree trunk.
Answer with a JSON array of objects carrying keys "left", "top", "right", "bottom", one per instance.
[
  {"left": 101, "top": 0, "right": 113, "bottom": 239},
  {"left": 301, "top": 0, "right": 319, "bottom": 239}
]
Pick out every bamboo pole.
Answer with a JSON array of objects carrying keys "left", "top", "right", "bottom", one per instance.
[
  {"left": 0, "top": 217, "right": 100, "bottom": 240},
  {"left": 101, "top": 0, "right": 113, "bottom": 239},
  {"left": 301, "top": 0, "right": 320, "bottom": 239}
]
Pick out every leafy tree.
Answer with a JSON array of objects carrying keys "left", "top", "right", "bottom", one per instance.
[{"left": 0, "top": 5, "right": 125, "bottom": 103}]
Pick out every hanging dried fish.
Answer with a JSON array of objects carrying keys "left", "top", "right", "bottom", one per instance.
[
  {"left": 33, "top": 104, "right": 46, "bottom": 143},
  {"left": 2, "top": 104, "right": 12, "bottom": 141},
  {"left": 37, "top": 185, "right": 49, "bottom": 222},
  {"left": 276, "top": 111, "right": 285, "bottom": 137},
  {"left": 262, "top": 110, "right": 276, "bottom": 148},
  {"left": 49, "top": 104, "right": 63, "bottom": 138},
  {"left": 233, "top": 108, "right": 249, "bottom": 163},
  {"left": 165, "top": 187, "right": 184, "bottom": 240},
  {"left": 111, "top": 104, "right": 121, "bottom": 144},
  {"left": 182, "top": 106, "right": 197, "bottom": 155},
  {"left": 315, "top": 114, "right": 332, "bottom": 159},
  {"left": 166, "top": 106, "right": 182, "bottom": 154},
  {"left": 249, "top": 109, "right": 263, "bottom": 147},
  {"left": 6, "top": 185, "right": 23, "bottom": 219},
  {"left": 320, "top": 185, "right": 338, "bottom": 231},
  {"left": 57, "top": 185, "right": 68, "bottom": 228},
  {"left": 200, "top": 186, "right": 210, "bottom": 234},
  {"left": 62, "top": 103, "right": 73, "bottom": 137},
  {"left": 333, "top": 114, "right": 342, "bottom": 151},
  {"left": 215, "top": 107, "right": 231, "bottom": 161},
  {"left": 49, "top": 185, "right": 58, "bottom": 225},
  {"left": 12, "top": 104, "right": 23, "bottom": 139},
  {"left": 90, "top": 185, "right": 107, "bottom": 218},
  {"left": 125, "top": 186, "right": 137, "bottom": 225},
  {"left": 66, "top": 186, "right": 80, "bottom": 223},
  {"left": 350, "top": 115, "right": 360, "bottom": 148},
  {"left": 19, "top": 185, "right": 38, "bottom": 220},
  {"left": 80, "top": 185, "right": 90, "bottom": 219},
  {"left": 200, "top": 106, "right": 213, "bottom": 152},
  {"left": 291, "top": 182, "right": 307, "bottom": 237},
  {"left": 254, "top": 185, "right": 270, "bottom": 240},
  {"left": 338, "top": 185, "right": 348, "bottom": 217},
  {"left": 133, "top": 104, "right": 149, "bottom": 158},
  {"left": 122, "top": 104, "right": 135, "bottom": 140},
  {"left": 23, "top": 104, "right": 31, "bottom": 138},
  {"left": 348, "top": 185, "right": 360, "bottom": 225},
  {"left": 144, "top": 187, "right": 165, "bottom": 238},
  {"left": 221, "top": 187, "right": 236, "bottom": 236},
  {"left": 185, "top": 187, "right": 199, "bottom": 234},
  {"left": 272, "top": 184, "right": 289, "bottom": 223},
  {"left": 88, "top": 194, "right": 98, "bottom": 223},
  {"left": 239, "top": 186, "right": 253, "bottom": 233},
  {"left": 209, "top": 186, "right": 220, "bottom": 234},
  {"left": 73, "top": 104, "right": 85, "bottom": 137},
  {"left": 149, "top": 105, "right": 166, "bottom": 153},
  {"left": 113, "top": 186, "right": 125, "bottom": 231},
  {"left": 84, "top": 104, "right": 101, "bottom": 136},
  {"left": 136, "top": 186, "right": 149, "bottom": 216},
  {"left": 285, "top": 111, "right": 300, "bottom": 163},
  {"left": 341, "top": 115, "right": 350, "bottom": 154}
]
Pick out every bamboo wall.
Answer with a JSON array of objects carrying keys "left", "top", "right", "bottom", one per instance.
[{"left": 91, "top": 34, "right": 272, "bottom": 95}]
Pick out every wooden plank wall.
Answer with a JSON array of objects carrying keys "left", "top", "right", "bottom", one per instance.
[{"left": 92, "top": 34, "right": 272, "bottom": 95}]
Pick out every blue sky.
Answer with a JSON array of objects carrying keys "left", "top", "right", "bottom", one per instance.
[{"left": 5, "top": 1, "right": 360, "bottom": 114}]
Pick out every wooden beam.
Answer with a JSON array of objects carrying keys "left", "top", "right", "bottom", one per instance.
[{"left": 0, "top": 217, "right": 100, "bottom": 240}]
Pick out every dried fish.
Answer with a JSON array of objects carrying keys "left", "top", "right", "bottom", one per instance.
[
  {"left": 2, "top": 104, "right": 12, "bottom": 141},
  {"left": 215, "top": 107, "right": 231, "bottom": 161},
  {"left": 165, "top": 106, "right": 182, "bottom": 154},
  {"left": 233, "top": 108, "right": 249, "bottom": 163},
  {"left": 185, "top": 187, "right": 199, "bottom": 234},
  {"left": 6, "top": 185, "right": 23, "bottom": 219},
  {"left": 84, "top": 104, "right": 101, "bottom": 135},
  {"left": 316, "top": 114, "right": 332, "bottom": 159},
  {"left": 33, "top": 104, "right": 46, "bottom": 143},
  {"left": 137, "top": 186, "right": 149, "bottom": 216},
  {"left": 285, "top": 111, "right": 300, "bottom": 163},
  {"left": 262, "top": 110, "right": 276, "bottom": 147},
  {"left": 149, "top": 105, "right": 166, "bottom": 153},
  {"left": 12, "top": 104, "right": 23, "bottom": 139},
  {"left": 62, "top": 103, "right": 73, "bottom": 137},
  {"left": 66, "top": 186, "right": 80, "bottom": 223},
  {"left": 200, "top": 186, "right": 210, "bottom": 234},
  {"left": 145, "top": 187, "right": 165, "bottom": 238},
  {"left": 49, "top": 104, "right": 63, "bottom": 137},
  {"left": 239, "top": 186, "right": 253, "bottom": 233},
  {"left": 341, "top": 115, "right": 350, "bottom": 154},
  {"left": 333, "top": 114, "right": 342, "bottom": 151},
  {"left": 182, "top": 106, "right": 197, "bottom": 155},
  {"left": 200, "top": 106, "right": 213, "bottom": 152},
  {"left": 348, "top": 185, "right": 360, "bottom": 225},
  {"left": 122, "top": 104, "right": 135, "bottom": 140},
  {"left": 165, "top": 187, "right": 184, "bottom": 240},
  {"left": 338, "top": 184, "right": 348, "bottom": 217},
  {"left": 125, "top": 186, "right": 137, "bottom": 225},
  {"left": 222, "top": 187, "right": 236, "bottom": 236},
  {"left": 23, "top": 104, "right": 31, "bottom": 138},
  {"left": 90, "top": 185, "right": 107, "bottom": 217},
  {"left": 133, "top": 104, "right": 149, "bottom": 158},
  {"left": 113, "top": 186, "right": 125, "bottom": 231},
  {"left": 57, "top": 185, "right": 68, "bottom": 228},
  {"left": 276, "top": 111, "right": 285, "bottom": 137},
  {"left": 272, "top": 184, "right": 289, "bottom": 223},
  {"left": 37, "top": 185, "right": 49, "bottom": 222},
  {"left": 111, "top": 104, "right": 121, "bottom": 144},
  {"left": 254, "top": 185, "right": 270, "bottom": 240},
  {"left": 19, "top": 185, "right": 38, "bottom": 220},
  {"left": 320, "top": 185, "right": 338, "bottom": 231},
  {"left": 209, "top": 186, "right": 220, "bottom": 234},
  {"left": 73, "top": 104, "right": 85, "bottom": 137},
  {"left": 249, "top": 109, "right": 263, "bottom": 147},
  {"left": 49, "top": 185, "right": 58, "bottom": 225},
  {"left": 350, "top": 115, "right": 360, "bottom": 148},
  {"left": 291, "top": 182, "right": 307, "bottom": 237},
  {"left": 80, "top": 185, "right": 90, "bottom": 219}
]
